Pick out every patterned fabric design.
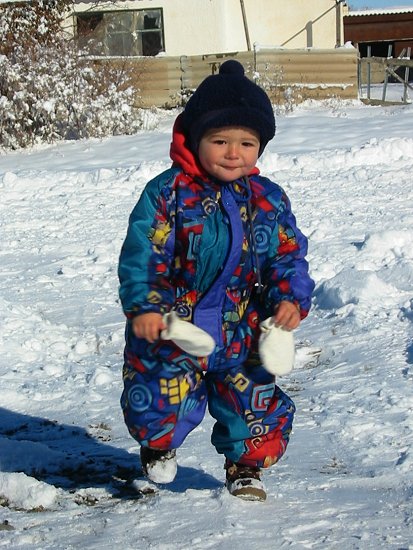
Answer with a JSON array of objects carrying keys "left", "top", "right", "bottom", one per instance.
[
  {"left": 121, "top": 333, "right": 208, "bottom": 450},
  {"left": 121, "top": 332, "right": 294, "bottom": 467},
  {"left": 207, "top": 362, "right": 295, "bottom": 467}
]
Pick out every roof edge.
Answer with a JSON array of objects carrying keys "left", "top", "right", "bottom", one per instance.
[{"left": 347, "top": 7, "right": 413, "bottom": 17}]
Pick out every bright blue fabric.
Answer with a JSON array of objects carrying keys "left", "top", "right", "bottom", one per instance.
[{"left": 118, "top": 169, "right": 179, "bottom": 316}]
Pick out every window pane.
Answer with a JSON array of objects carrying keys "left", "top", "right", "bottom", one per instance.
[
  {"left": 144, "top": 12, "right": 161, "bottom": 30},
  {"left": 106, "top": 32, "right": 134, "bottom": 56},
  {"left": 77, "top": 13, "right": 105, "bottom": 55},
  {"left": 136, "top": 10, "right": 161, "bottom": 30},
  {"left": 104, "top": 12, "right": 133, "bottom": 33},
  {"left": 76, "top": 9, "right": 164, "bottom": 56},
  {"left": 77, "top": 13, "right": 103, "bottom": 34},
  {"left": 142, "top": 31, "right": 162, "bottom": 56}
]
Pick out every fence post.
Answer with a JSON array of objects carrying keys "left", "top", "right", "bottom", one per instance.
[
  {"left": 367, "top": 45, "right": 371, "bottom": 100},
  {"left": 382, "top": 44, "right": 392, "bottom": 101},
  {"left": 403, "top": 47, "right": 411, "bottom": 104},
  {"left": 357, "top": 55, "right": 362, "bottom": 98},
  {"left": 180, "top": 55, "right": 189, "bottom": 106}
]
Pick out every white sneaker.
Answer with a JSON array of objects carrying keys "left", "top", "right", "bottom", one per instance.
[{"left": 140, "top": 447, "right": 177, "bottom": 484}]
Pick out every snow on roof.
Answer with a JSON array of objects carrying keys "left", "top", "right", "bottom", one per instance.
[{"left": 347, "top": 7, "right": 413, "bottom": 17}]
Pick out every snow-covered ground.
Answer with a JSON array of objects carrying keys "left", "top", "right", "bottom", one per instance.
[
  {"left": 360, "top": 81, "right": 412, "bottom": 103},
  {"left": 1, "top": 91, "right": 412, "bottom": 549}
]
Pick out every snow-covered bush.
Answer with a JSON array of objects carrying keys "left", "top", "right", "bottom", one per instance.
[{"left": 0, "top": 1, "right": 144, "bottom": 150}]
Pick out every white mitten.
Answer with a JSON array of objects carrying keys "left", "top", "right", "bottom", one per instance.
[
  {"left": 259, "top": 317, "right": 295, "bottom": 376},
  {"left": 161, "top": 311, "right": 216, "bottom": 357}
]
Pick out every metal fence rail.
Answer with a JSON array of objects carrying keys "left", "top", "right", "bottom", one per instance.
[{"left": 94, "top": 48, "right": 359, "bottom": 107}]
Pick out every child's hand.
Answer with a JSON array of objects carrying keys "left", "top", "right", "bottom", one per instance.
[
  {"left": 273, "top": 301, "right": 301, "bottom": 331},
  {"left": 132, "top": 313, "right": 166, "bottom": 343}
]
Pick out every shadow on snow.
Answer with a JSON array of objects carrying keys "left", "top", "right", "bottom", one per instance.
[{"left": 0, "top": 407, "right": 221, "bottom": 498}]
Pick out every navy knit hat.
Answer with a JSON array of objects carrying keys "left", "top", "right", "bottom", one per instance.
[{"left": 182, "top": 60, "right": 275, "bottom": 157}]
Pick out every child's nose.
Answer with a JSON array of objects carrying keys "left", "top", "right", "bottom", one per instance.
[{"left": 225, "top": 144, "right": 239, "bottom": 158}]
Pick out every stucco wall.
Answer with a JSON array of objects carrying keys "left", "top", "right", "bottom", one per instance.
[
  {"left": 242, "top": 0, "right": 338, "bottom": 49},
  {"left": 73, "top": 0, "right": 342, "bottom": 55}
]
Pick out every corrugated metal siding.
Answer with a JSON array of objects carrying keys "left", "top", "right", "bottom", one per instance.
[
  {"left": 255, "top": 49, "right": 357, "bottom": 83},
  {"left": 359, "top": 59, "right": 386, "bottom": 85},
  {"left": 344, "top": 11, "right": 413, "bottom": 43},
  {"left": 95, "top": 48, "right": 358, "bottom": 107},
  {"left": 346, "top": 8, "right": 413, "bottom": 17}
]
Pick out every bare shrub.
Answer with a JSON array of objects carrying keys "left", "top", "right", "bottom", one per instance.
[{"left": 0, "top": 1, "right": 144, "bottom": 150}]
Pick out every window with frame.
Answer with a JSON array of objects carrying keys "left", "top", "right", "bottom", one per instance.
[{"left": 76, "top": 9, "right": 164, "bottom": 57}]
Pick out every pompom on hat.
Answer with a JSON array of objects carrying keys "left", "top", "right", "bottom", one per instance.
[{"left": 182, "top": 60, "right": 275, "bottom": 156}]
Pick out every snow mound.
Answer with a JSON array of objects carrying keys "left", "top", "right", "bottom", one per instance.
[
  {"left": 262, "top": 137, "right": 413, "bottom": 173},
  {"left": 315, "top": 269, "right": 397, "bottom": 311},
  {"left": 313, "top": 224, "right": 413, "bottom": 325},
  {"left": 0, "top": 472, "right": 58, "bottom": 510}
]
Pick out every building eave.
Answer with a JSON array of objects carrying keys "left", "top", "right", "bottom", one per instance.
[{"left": 347, "top": 7, "right": 413, "bottom": 17}]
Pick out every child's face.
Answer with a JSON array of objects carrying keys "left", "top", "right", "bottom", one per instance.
[{"left": 198, "top": 126, "right": 260, "bottom": 182}]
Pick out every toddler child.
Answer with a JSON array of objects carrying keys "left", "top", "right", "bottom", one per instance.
[{"left": 118, "top": 60, "right": 314, "bottom": 501}]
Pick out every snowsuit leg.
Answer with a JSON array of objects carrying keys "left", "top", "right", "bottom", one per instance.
[
  {"left": 121, "top": 328, "right": 208, "bottom": 450},
  {"left": 121, "top": 322, "right": 295, "bottom": 468},
  {"left": 206, "top": 353, "right": 295, "bottom": 469}
]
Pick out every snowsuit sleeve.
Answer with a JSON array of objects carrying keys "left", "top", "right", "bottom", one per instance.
[
  {"left": 261, "top": 190, "right": 314, "bottom": 319},
  {"left": 118, "top": 169, "right": 177, "bottom": 318}
]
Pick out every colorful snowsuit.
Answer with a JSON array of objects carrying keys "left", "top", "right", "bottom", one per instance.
[{"left": 118, "top": 116, "right": 314, "bottom": 468}]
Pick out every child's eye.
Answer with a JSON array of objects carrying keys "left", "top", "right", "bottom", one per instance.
[
  {"left": 242, "top": 142, "right": 255, "bottom": 147},
  {"left": 212, "top": 140, "right": 226, "bottom": 145}
]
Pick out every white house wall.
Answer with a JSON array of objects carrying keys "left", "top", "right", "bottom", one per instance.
[
  {"left": 73, "top": 0, "right": 342, "bottom": 56},
  {"left": 242, "top": 0, "right": 339, "bottom": 49}
]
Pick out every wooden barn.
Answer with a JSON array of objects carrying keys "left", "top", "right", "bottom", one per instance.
[{"left": 344, "top": 8, "right": 413, "bottom": 58}]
